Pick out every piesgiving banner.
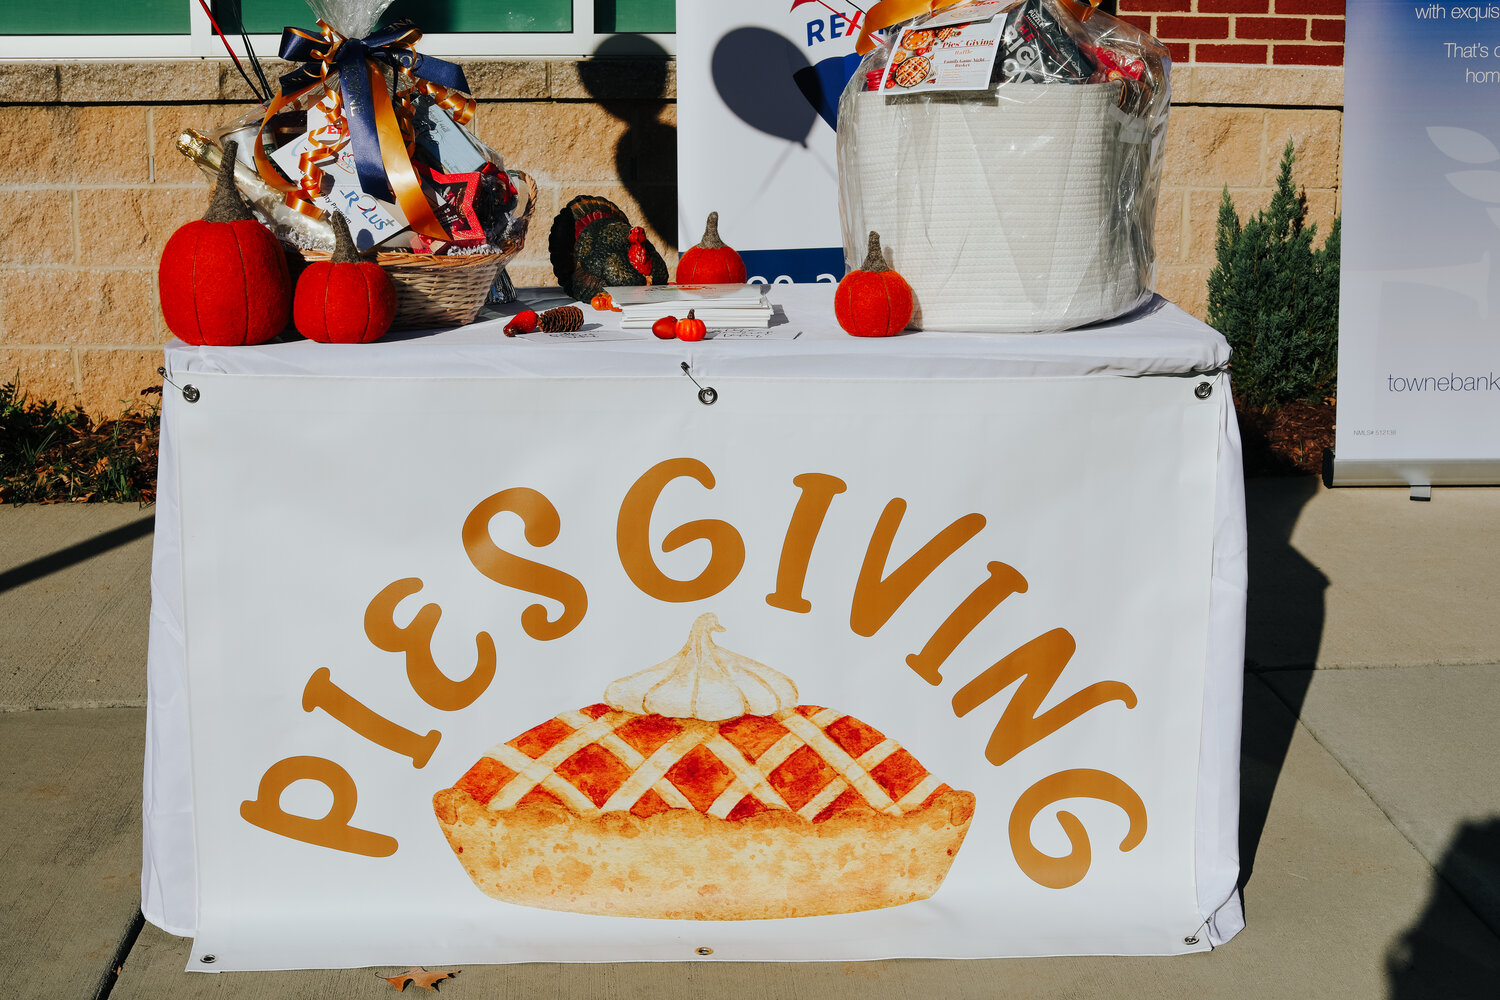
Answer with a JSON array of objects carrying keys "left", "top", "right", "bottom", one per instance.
[
  {"left": 177, "top": 371, "right": 1231, "bottom": 969},
  {"left": 1337, "top": 2, "right": 1500, "bottom": 484},
  {"left": 677, "top": 1, "right": 864, "bottom": 283}
]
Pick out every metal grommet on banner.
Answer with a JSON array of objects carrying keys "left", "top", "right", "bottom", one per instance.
[
  {"left": 680, "top": 362, "right": 718, "bottom": 405},
  {"left": 158, "top": 366, "right": 201, "bottom": 404},
  {"left": 1183, "top": 935, "right": 1200, "bottom": 945},
  {"left": 1194, "top": 381, "right": 1213, "bottom": 399},
  {"left": 200, "top": 954, "right": 217, "bottom": 964},
  {"left": 695, "top": 946, "right": 714, "bottom": 956}
]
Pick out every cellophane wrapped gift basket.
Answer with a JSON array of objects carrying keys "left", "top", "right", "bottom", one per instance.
[
  {"left": 837, "top": 0, "right": 1170, "bottom": 333},
  {"left": 178, "top": 0, "right": 535, "bottom": 330}
]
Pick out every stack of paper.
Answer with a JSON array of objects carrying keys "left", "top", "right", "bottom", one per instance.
[{"left": 606, "top": 283, "right": 773, "bottom": 329}]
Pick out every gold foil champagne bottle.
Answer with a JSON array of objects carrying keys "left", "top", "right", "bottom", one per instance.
[{"left": 175, "top": 128, "right": 335, "bottom": 250}]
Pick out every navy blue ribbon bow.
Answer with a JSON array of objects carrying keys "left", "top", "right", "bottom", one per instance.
[{"left": 278, "top": 19, "right": 471, "bottom": 202}]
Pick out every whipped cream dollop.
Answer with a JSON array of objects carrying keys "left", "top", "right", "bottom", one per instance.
[{"left": 603, "top": 613, "right": 799, "bottom": 722}]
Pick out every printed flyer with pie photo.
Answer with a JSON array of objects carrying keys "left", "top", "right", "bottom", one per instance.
[{"left": 879, "top": 0, "right": 1010, "bottom": 93}]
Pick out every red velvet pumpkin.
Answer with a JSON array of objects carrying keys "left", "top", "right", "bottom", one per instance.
[
  {"left": 158, "top": 140, "right": 292, "bottom": 346},
  {"left": 834, "top": 231, "right": 913, "bottom": 338},
  {"left": 293, "top": 213, "right": 397, "bottom": 344},
  {"left": 675, "top": 211, "right": 747, "bottom": 285}
]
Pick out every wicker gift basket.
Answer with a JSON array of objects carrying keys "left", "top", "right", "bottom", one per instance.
[{"left": 299, "top": 171, "right": 538, "bottom": 330}]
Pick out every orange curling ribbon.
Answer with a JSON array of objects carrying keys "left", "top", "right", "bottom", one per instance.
[
  {"left": 393, "top": 86, "right": 420, "bottom": 154},
  {"left": 417, "top": 79, "right": 476, "bottom": 127},
  {"left": 367, "top": 60, "right": 451, "bottom": 241},
  {"left": 253, "top": 22, "right": 344, "bottom": 207},
  {"left": 287, "top": 93, "right": 352, "bottom": 214},
  {"left": 296, "top": 149, "right": 328, "bottom": 202},
  {"left": 254, "top": 86, "right": 314, "bottom": 200},
  {"left": 379, "top": 20, "right": 476, "bottom": 126},
  {"left": 384, "top": 28, "right": 474, "bottom": 131}
]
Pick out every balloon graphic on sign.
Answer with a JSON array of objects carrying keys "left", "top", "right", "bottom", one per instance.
[
  {"left": 794, "top": 52, "right": 865, "bottom": 131},
  {"left": 711, "top": 27, "right": 821, "bottom": 147}
]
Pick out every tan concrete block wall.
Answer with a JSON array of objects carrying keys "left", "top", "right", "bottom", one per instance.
[
  {"left": 0, "top": 57, "right": 678, "bottom": 416},
  {"left": 0, "top": 56, "right": 1342, "bottom": 415},
  {"left": 1155, "top": 64, "right": 1342, "bottom": 319}
]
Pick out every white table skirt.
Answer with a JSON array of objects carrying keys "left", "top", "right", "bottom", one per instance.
[{"left": 142, "top": 284, "right": 1246, "bottom": 963}]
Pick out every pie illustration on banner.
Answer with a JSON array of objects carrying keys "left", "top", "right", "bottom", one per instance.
[{"left": 433, "top": 613, "right": 977, "bottom": 920}]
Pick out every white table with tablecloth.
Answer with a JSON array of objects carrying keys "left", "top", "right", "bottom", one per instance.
[{"left": 141, "top": 283, "right": 1246, "bottom": 970}]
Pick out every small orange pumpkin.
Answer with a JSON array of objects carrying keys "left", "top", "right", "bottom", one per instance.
[
  {"left": 834, "top": 231, "right": 913, "bottom": 338},
  {"left": 293, "top": 213, "right": 397, "bottom": 344},
  {"left": 676, "top": 211, "right": 747, "bottom": 284},
  {"left": 675, "top": 309, "right": 707, "bottom": 342}
]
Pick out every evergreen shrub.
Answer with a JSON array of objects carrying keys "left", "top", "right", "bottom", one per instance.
[{"left": 1206, "top": 139, "right": 1341, "bottom": 410}]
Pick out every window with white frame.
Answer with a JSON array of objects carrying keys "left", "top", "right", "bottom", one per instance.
[{"left": 0, "top": 0, "right": 675, "bottom": 59}]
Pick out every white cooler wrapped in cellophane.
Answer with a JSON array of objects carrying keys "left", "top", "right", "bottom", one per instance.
[{"left": 836, "top": 0, "right": 1171, "bottom": 333}]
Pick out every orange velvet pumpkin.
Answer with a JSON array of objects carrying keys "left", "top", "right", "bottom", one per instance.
[
  {"left": 293, "top": 213, "right": 397, "bottom": 344},
  {"left": 157, "top": 140, "right": 292, "bottom": 346},
  {"left": 834, "top": 231, "right": 913, "bottom": 338},
  {"left": 675, "top": 211, "right": 747, "bottom": 284}
]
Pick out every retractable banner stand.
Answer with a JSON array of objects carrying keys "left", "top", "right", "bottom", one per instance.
[
  {"left": 1336, "top": 3, "right": 1500, "bottom": 485},
  {"left": 677, "top": 2, "right": 862, "bottom": 283},
  {"left": 167, "top": 367, "right": 1239, "bottom": 969}
]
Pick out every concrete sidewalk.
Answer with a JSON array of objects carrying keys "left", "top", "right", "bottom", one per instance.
[{"left": 2, "top": 481, "right": 1498, "bottom": 998}]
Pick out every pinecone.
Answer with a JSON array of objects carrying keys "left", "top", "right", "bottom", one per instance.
[{"left": 539, "top": 306, "right": 584, "bottom": 333}]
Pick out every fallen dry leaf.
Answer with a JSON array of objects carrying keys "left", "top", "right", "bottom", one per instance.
[{"left": 379, "top": 967, "right": 458, "bottom": 992}]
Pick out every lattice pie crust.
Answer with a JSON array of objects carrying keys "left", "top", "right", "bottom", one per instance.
[{"left": 434, "top": 703, "right": 976, "bottom": 920}]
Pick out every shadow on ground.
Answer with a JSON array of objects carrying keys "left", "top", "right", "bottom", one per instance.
[
  {"left": 1241, "top": 478, "right": 1500, "bottom": 996},
  {"left": 0, "top": 516, "right": 153, "bottom": 594},
  {"left": 1387, "top": 815, "right": 1500, "bottom": 998},
  {"left": 1239, "top": 476, "right": 1324, "bottom": 886}
]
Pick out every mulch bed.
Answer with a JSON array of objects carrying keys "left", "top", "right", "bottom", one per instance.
[
  {"left": 0, "top": 386, "right": 161, "bottom": 505},
  {"left": 1236, "top": 397, "right": 1336, "bottom": 479}
]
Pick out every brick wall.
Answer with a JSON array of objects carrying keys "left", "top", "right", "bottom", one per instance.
[
  {"left": 0, "top": 13, "right": 1345, "bottom": 415},
  {"left": 1117, "top": 0, "right": 1345, "bottom": 65}
]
